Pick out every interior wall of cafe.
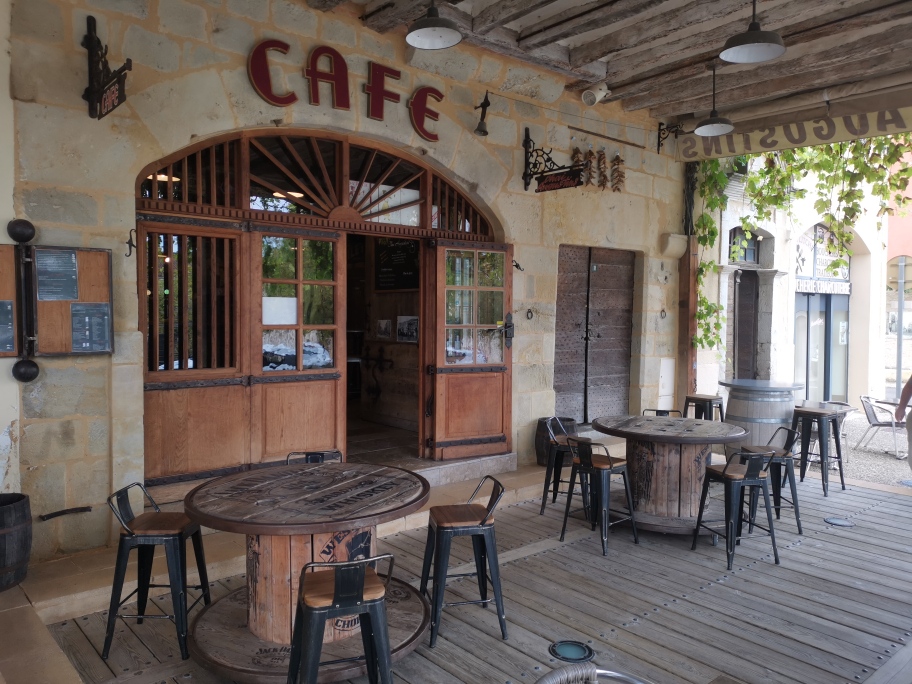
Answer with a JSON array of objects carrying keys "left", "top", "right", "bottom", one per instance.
[
  {"left": 4, "top": 0, "right": 685, "bottom": 560},
  {"left": 698, "top": 170, "right": 886, "bottom": 406}
]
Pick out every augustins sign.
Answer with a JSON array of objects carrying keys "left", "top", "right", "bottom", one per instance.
[{"left": 248, "top": 40, "right": 444, "bottom": 142}]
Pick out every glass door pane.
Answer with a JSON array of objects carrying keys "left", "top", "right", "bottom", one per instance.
[
  {"left": 794, "top": 294, "right": 808, "bottom": 396},
  {"left": 807, "top": 295, "right": 826, "bottom": 402},
  {"left": 829, "top": 294, "right": 849, "bottom": 401}
]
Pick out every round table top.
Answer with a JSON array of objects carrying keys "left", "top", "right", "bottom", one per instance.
[
  {"left": 719, "top": 379, "right": 804, "bottom": 391},
  {"left": 184, "top": 462, "right": 431, "bottom": 536},
  {"left": 592, "top": 415, "right": 747, "bottom": 445}
]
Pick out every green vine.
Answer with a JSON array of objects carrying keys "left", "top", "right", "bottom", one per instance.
[{"left": 692, "top": 133, "right": 912, "bottom": 350}]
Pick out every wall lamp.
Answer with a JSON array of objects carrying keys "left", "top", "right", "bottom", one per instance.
[{"left": 474, "top": 91, "right": 491, "bottom": 136}]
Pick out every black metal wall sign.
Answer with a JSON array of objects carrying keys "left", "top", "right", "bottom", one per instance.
[
  {"left": 535, "top": 168, "right": 584, "bottom": 193},
  {"left": 81, "top": 16, "right": 132, "bottom": 120},
  {"left": 522, "top": 127, "right": 586, "bottom": 192}
]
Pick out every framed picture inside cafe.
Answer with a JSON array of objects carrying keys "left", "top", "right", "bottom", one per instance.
[{"left": 27, "top": 246, "right": 114, "bottom": 356}]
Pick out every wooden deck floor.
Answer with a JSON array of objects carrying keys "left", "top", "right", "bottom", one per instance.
[{"left": 49, "top": 479, "right": 912, "bottom": 684}]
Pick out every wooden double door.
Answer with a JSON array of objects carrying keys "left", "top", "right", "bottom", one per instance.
[
  {"left": 553, "top": 246, "right": 634, "bottom": 423},
  {"left": 141, "top": 219, "right": 513, "bottom": 480}
]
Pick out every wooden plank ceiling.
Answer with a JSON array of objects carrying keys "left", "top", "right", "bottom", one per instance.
[{"left": 311, "top": 0, "right": 912, "bottom": 133}]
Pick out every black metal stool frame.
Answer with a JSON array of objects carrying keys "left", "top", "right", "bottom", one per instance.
[
  {"left": 419, "top": 476, "right": 508, "bottom": 648},
  {"left": 540, "top": 417, "right": 575, "bottom": 515},
  {"left": 692, "top": 450, "right": 780, "bottom": 571},
  {"left": 560, "top": 437, "right": 638, "bottom": 556},
  {"left": 286, "top": 554, "right": 395, "bottom": 684},
  {"left": 793, "top": 410, "right": 845, "bottom": 496},
  {"left": 683, "top": 395, "right": 725, "bottom": 421},
  {"left": 743, "top": 427, "right": 803, "bottom": 534},
  {"left": 103, "top": 482, "right": 210, "bottom": 661}
]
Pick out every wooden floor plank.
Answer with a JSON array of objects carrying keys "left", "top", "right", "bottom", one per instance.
[{"left": 48, "top": 618, "right": 116, "bottom": 684}]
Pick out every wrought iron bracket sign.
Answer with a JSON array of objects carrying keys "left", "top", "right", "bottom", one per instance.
[
  {"left": 82, "top": 16, "right": 132, "bottom": 120},
  {"left": 657, "top": 122, "right": 684, "bottom": 154},
  {"left": 522, "top": 128, "right": 585, "bottom": 192}
]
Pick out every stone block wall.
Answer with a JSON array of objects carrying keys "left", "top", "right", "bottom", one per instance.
[{"left": 5, "top": 0, "right": 685, "bottom": 556}]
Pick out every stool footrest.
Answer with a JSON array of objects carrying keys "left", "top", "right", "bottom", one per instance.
[{"left": 119, "top": 613, "right": 173, "bottom": 620}]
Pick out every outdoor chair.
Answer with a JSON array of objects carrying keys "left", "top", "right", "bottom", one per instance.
[
  {"left": 540, "top": 417, "right": 610, "bottom": 515},
  {"left": 560, "top": 437, "right": 638, "bottom": 555},
  {"left": 857, "top": 395, "right": 907, "bottom": 460},
  {"left": 535, "top": 662, "right": 652, "bottom": 683},
  {"left": 742, "top": 426, "right": 802, "bottom": 534},
  {"left": 692, "top": 449, "right": 780, "bottom": 570},
  {"left": 641, "top": 409, "right": 683, "bottom": 417},
  {"left": 419, "top": 476, "right": 508, "bottom": 648},
  {"left": 287, "top": 554, "right": 395, "bottom": 684},
  {"left": 103, "top": 482, "right": 211, "bottom": 661}
]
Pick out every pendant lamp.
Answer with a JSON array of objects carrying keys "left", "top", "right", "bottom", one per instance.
[
  {"left": 406, "top": 0, "right": 462, "bottom": 50},
  {"left": 720, "top": 0, "right": 785, "bottom": 64},
  {"left": 694, "top": 65, "right": 734, "bottom": 137}
]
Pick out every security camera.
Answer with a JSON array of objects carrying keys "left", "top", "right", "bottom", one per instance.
[{"left": 581, "top": 82, "right": 611, "bottom": 106}]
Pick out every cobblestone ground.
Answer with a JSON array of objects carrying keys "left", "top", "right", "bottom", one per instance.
[{"left": 816, "top": 410, "right": 912, "bottom": 487}]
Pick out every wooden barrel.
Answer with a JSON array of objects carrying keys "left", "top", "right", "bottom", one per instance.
[
  {"left": 0, "top": 494, "right": 31, "bottom": 591},
  {"left": 724, "top": 387, "right": 794, "bottom": 448},
  {"left": 534, "top": 417, "right": 577, "bottom": 466}
]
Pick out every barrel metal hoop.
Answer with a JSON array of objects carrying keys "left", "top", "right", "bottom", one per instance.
[
  {"left": 0, "top": 558, "right": 29, "bottom": 575},
  {"left": 0, "top": 520, "right": 32, "bottom": 534}
]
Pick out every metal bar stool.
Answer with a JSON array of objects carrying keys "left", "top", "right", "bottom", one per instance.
[
  {"left": 642, "top": 409, "right": 683, "bottom": 417},
  {"left": 792, "top": 405, "right": 845, "bottom": 496},
  {"left": 286, "top": 554, "right": 395, "bottom": 684},
  {"left": 683, "top": 394, "right": 725, "bottom": 421},
  {"left": 742, "top": 427, "right": 802, "bottom": 534},
  {"left": 419, "top": 476, "right": 508, "bottom": 647},
  {"left": 692, "top": 449, "right": 780, "bottom": 570},
  {"left": 560, "top": 437, "right": 638, "bottom": 555},
  {"left": 539, "top": 417, "right": 576, "bottom": 514},
  {"left": 103, "top": 483, "right": 211, "bottom": 661}
]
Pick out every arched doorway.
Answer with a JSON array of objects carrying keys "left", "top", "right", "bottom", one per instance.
[{"left": 137, "top": 130, "right": 512, "bottom": 481}]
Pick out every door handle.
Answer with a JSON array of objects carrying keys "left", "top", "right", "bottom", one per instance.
[{"left": 504, "top": 313, "right": 514, "bottom": 348}]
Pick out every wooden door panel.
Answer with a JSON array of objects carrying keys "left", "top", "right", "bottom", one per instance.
[
  {"left": 144, "top": 385, "right": 250, "bottom": 479},
  {"left": 441, "top": 374, "right": 506, "bottom": 437},
  {"left": 259, "top": 381, "right": 340, "bottom": 461}
]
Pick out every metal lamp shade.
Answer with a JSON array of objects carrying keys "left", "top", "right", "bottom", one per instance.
[
  {"left": 694, "top": 112, "right": 734, "bottom": 137},
  {"left": 406, "top": 7, "right": 462, "bottom": 50},
  {"left": 720, "top": 21, "right": 785, "bottom": 63},
  {"left": 474, "top": 120, "right": 488, "bottom": 136}
]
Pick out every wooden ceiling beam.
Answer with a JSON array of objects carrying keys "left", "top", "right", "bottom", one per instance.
[
  {"left": 579, "top": 0, "right": 902, "bottom": 77},
  {"left": 473, "top": 0, "right": 563, "bottom": 35},
  {"left": 362, "top": 0, "right": 428, "bottom": 33},
  {"left": 649, "top": 48, "right": 912, "bottom": 120},
  {"left": 436, "top": 5, "right": 606, "bottom": 81},
  {"left": 306, "top": 0, "right": 347, "bottom": 9},
  {"left": 517, "top": 0, "right": 677, "bottom": 51},
  {"left": 630, "top": 16, "right": 912, "bottom": 114}
]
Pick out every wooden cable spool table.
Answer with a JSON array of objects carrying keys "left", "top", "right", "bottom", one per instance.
[
  {"left": 592, "top": 416, "right": 747, "bottom": 534},
  {"left": 184, "top": 462, "right": 431, "bottom": 683}
]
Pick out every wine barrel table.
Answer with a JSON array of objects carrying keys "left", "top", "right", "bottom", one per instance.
[
  {"left": 592, "top": 416, "right": 747, "bottom": 534},
  {"left": 719, "top": 379, "right": 803, "bottom": 449},
  {"left": 184, "top": 462, "right": 431, "bottom": 683}
]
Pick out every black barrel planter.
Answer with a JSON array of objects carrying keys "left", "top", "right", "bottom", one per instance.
[
  {"left": 534, "top": 417, "right": 578, "bottom": 467},
  {"left": 0, "top": 494, "right": 31, "bottom": 592}
]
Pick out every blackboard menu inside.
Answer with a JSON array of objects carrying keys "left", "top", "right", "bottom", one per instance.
[
  {"left": 36, "top": 248, "right": 79, "bottom": 301},
  {"left": 0, "top": 301, "right": 13, "bottom": 353},
  {"left": 71, "top": 302, "right": 112, "bottom": 353},
  {"left": 375, "top": 238, "right": 419, "bottom": 291}
]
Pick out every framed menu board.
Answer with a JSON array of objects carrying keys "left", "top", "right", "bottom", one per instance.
[
  {"left": 29, "top": 246, "right": 113, "bottom": 356},
  {"left": 374, "top": 238, "right": 420, "bottom": 291},
  {"left": 0, "top": 245, "right": 16, "bottom": 357}
]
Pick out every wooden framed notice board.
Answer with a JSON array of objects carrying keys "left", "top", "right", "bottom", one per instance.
[
  {"left": 0, "top": 245, "right": 16, "bottom": 357},
  {"left": 28, "top": 246, "right": 113, "bottom": 356}
]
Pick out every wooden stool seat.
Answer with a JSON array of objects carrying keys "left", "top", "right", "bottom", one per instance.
[
  {"left": 430, "top": 504, "right": 491, "bottom": 528},
  {"left": 706, "top": 463, "right": 768, "bottom": 480},
  {"left": 741, "top": 427, "right": 803, "bottom": 534},
  {"left": 683, "top": 394, "right": 725, "bottom": 421},
  {"left": 572, "top": 455, "right": 626, "bottom": 470},
  {"left": 302, "top": 567, "right": 386, "bottom": 608},
  {"left": 743, "top": 444, "right": 791, "bottom": 460},
  {"left": 123, "top": 512, "right": 192, "bottom": 536}
]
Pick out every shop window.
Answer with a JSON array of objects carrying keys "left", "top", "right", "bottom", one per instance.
[
  {"left": 729, "top": 227, "right": 758, "bottom": 263},
  {"left": 433, "top": 176, "right": 491, "bottom": 236},
  {"left": 444, "top": 249, "right": 505, "bottom": 365},
  {"left": 143, "top": 229, "right": 238, "bottom": 372},
  {"left": 249, "top": 136, "right": 340, "bottom": 217},
  {"left": 261, "top": 235, "right": 336, "bottom": 371}
]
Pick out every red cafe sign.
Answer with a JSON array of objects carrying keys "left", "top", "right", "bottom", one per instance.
[{"left": 248, "top": 40, "right": 444, "bottom": 142}]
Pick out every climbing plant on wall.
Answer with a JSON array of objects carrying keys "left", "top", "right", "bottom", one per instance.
[{"left": 692, "top": 133, "right": 912, "bottom": 350}]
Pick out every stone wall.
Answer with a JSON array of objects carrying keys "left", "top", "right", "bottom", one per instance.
[{"left": 6, "top": 0, "right": 684, "bottom": 558}]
